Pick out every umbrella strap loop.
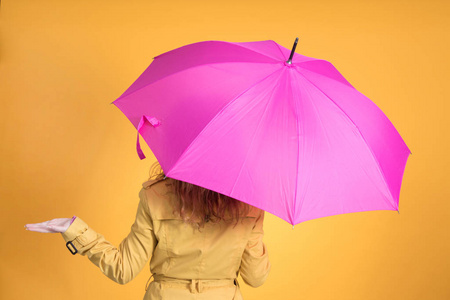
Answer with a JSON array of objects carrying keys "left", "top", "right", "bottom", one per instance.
[{"left": 136, "top": 115, "right": 160, "bottom": 160}]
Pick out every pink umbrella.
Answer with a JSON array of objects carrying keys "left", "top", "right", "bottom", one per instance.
[{"left": 112, "top": 38, "right": 411, "bottom": 226}]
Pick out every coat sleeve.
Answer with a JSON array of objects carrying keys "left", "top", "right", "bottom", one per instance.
[
  {"left": 60, "top": 188, "right": 156, "bottom": 285},
  {"left": 239, "top": 209, "right": 271, "bottom": 287}
]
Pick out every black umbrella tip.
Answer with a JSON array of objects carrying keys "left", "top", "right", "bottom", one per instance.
[{"left": 286, "top": 37, "right": 299, "bottom": 65}]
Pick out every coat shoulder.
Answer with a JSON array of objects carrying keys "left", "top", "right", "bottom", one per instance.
[{"left": 141, "top": 179, "right": 180, "bottom": 220}]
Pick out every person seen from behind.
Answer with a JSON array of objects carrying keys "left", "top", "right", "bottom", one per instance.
[{"left": 25, "top": 162, "right": 271, "bottom": 299}]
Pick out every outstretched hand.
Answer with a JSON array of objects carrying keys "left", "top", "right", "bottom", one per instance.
[{"left": 25, "top": 216, "right": 76, "bottom": 233}]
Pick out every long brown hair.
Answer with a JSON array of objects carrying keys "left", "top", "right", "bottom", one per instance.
[{"left": 148, "top": 162, "right": 250, "bottom": 228}]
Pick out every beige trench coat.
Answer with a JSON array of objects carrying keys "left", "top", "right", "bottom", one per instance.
[{"left": 61, "top": 179, "right": 271, "bottom": 299}]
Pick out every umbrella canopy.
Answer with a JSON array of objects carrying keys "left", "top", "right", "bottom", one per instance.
[{"left": 112, "top": 39, "right": 411, "bottom": 226}]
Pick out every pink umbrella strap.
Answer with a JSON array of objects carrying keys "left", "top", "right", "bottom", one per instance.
[{"left": 136, "top": 115, "right": 160, "bottom": 160}]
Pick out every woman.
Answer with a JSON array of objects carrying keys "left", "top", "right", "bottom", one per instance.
[{"left": 25, "top": 163, "right": 271, "bottom": 299}]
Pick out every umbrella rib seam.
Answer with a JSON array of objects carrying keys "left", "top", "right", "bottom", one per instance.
[
  {"left": 114, "top": 61, "right": 281, "bottom": 103},
  {"left": 290, "top": 71, "right": 301, "bottom": 225},
  {"left": 271, "top": 40, "right": 287, "bottom": 61},
  {"left": 294, "top": 69, "right": 397, "bottom": 208}
]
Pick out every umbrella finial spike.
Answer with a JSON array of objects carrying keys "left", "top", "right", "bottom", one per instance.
[{"left": 286, "top": 37, "right": 299, "bottom": 65}]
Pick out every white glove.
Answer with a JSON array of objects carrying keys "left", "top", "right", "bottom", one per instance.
[{"left": 25, "top": 216, "right": 76, "bottom": 233}]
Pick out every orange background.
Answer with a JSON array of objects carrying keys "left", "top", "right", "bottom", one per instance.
[{"left": 1, "top": 0, "right": 449, "bottom": 299}]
